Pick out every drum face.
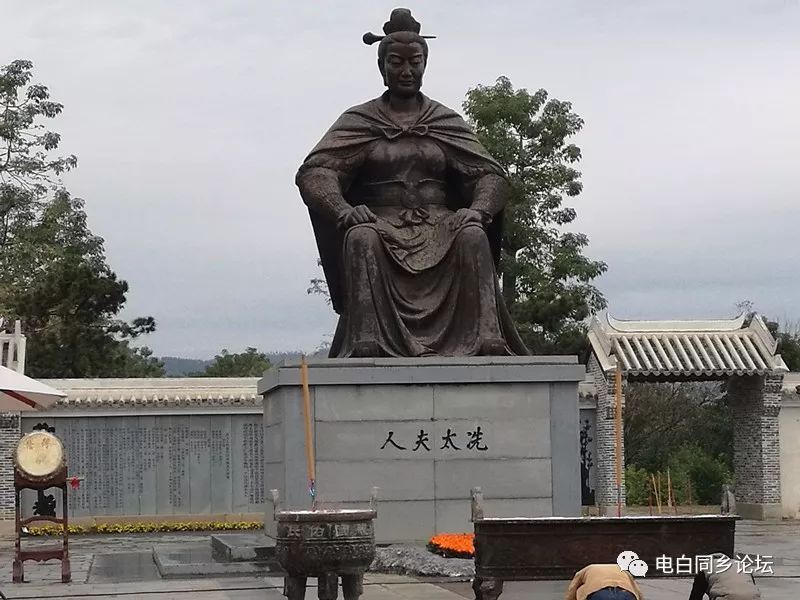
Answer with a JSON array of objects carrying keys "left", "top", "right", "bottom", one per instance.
[{"left": 15, "top": 431, "right": 65, "bottom": 480}]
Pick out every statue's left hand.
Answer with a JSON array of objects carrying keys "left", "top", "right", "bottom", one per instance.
[{"left": 451, "top": 208, "right": 485, "bottom": 229}]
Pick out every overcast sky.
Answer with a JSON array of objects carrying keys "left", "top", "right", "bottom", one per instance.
[{"left": 2, "top": 1, "right": 799, "bottom": 357}]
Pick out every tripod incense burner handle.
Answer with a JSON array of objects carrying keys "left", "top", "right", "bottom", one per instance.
[
  {"left": 271, "top": 489, "right": 282, "bottom": 520},
  {"left": 471, "top": 487, "right": 485, "bottom": 522}
]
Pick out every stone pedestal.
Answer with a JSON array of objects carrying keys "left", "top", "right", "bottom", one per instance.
[{"left": 258, "top": 357, "right": 584, "bottom": 543}]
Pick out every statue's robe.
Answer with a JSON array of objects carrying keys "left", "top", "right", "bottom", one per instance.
[{"left": 297, "top": 92, "right": 529, "bottom": 357}]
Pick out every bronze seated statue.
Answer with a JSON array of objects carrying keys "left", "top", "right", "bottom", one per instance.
[{"left": 297, "top": 9, "right": 528, "bottom": 358}]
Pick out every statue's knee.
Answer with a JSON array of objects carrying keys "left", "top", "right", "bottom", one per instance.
[
  {"left": 345, "top": 225, "right": 380, "bottom": 251},
  {"left": 456, "top": 225, "right": 489, "bottom": 251}
]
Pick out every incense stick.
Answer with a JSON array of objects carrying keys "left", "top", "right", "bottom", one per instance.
[{"left": 300, "top": 356, "right": 317, "bottom": 510}]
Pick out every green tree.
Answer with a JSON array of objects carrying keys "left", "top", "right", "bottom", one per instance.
[
  {"left": 624, "top": 465, "right": 652, "bottom": 506},
  {"left": 463, "top": 76, "right": 607, "bottom": 355},
  {"left": 778, "top": 326, "right": 800, "bottom": 371},
  {"left": 0, "top": 60, "right": 77, "bottom": 241},
  {"left": 626, "top": 447, "right": 732, "bottom": 507},
  {"left": 624, "top": 382, "right": 736, "bottom": 506},
  {"left": 624, "top": 382, "right": 733, "bottom": 474},
  {"left": 667, "top": 444, "right": 732, "bottom": 506},
  {"left": 194, "top": 348, "right": 271, "bottom": 377},
  {"left": 766, "top": 318, "right": 800, "bottom": 372},
  {"left": 0, "top": 59, "right": 162, "bottom": 377}
]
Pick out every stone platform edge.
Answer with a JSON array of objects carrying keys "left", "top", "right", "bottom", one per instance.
[{"left": 258, "top": 356, "right": 585, "bottom": 395}]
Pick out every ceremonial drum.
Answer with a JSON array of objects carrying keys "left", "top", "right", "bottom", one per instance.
[{"left": 14, "top": 430, "right": 66, "bottom": 482}]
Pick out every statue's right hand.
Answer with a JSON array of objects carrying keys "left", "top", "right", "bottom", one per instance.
[{"left": 339, "top": 205, "right": 378, "bottom": 229}]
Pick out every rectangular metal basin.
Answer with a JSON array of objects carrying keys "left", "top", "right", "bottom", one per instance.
[{"left": 474, "top": 514, "right": 738, "bottom": 580}]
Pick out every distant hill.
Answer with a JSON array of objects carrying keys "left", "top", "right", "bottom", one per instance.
[
  {"left": 265, "top": 351, "right": 305, "bottom": 365},
  {"left": 160, "top": 357, "right": 213, "bottom": 377},
  {"left": 160, "top": 351, "right": 307, "bottom": 377}
]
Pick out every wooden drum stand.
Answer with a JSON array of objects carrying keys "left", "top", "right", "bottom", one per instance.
[{"left": 12, "top": 431, "right": 71, "bottom": 583}]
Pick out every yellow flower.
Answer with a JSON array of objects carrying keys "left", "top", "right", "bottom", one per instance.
[{"left": 25, "top": 521, "right": 262, "bottom": 535}]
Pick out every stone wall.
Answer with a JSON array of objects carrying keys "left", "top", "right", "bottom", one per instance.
[
  {"left": 9, "top": 412, "right": 265, "bottom": 519},
  {"left": 0, "top": 413, "right": 21, "bottom": 520},
  {"left": 728, "top": 373, "right": 783, "bottom": 518},
  {"left": 586, "top": 354, "right": 625, "bottom": 510},
  {"left": 779, "top": 391, "right": 800, "bottom": 518}
]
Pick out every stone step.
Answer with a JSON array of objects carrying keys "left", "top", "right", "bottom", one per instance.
[
  {"left": 210, "top": 533, "right": 276, "bottom": 563},
  {"left": 153, "top": 543, "right": 281, "bottom": 579}
]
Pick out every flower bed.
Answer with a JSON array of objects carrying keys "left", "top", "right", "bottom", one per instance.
[
  {"left": 427, "top": 533, "right": 474, "bottom": 559},
  {"left": 25, "top": 520, "right": 263, "bottom": 536}
]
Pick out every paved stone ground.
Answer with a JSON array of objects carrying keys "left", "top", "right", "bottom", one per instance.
[
  {"left": 0, "top": 576, "right": 456, "bottom": 600},
  {"left": 0, "top": 521, "right": 798, "bottom": 599},
  {"left": 0, "top": 533, "right": 211, "bottom": 584}
]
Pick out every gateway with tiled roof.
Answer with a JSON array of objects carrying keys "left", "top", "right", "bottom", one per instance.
[
  {"left": 588, "top": 313, "right": 789, "bottom": 378},
  {"left": 585, "top": 311, "right": 791, "bottom": 521}
]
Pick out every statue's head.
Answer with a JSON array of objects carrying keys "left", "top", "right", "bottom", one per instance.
[{"left": 363, "top": 9, "right": 434, "bottom": 98}]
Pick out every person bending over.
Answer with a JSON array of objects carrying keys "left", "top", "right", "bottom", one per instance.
[
  {"left": 688, "top": 554, "right": 761, "bottom": 600},
  {"left": 565, "top": 564, "right": 642, "bottom": 600}
]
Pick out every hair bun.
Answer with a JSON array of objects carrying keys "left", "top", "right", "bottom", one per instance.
[
  {"left": 363, "top": 9, "right": 435, "bottom": 45},
  {"left": 382, "top": 8, "right": 421, "bottom": 35}
]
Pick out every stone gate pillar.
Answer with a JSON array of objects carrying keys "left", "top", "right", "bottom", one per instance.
[
  {"left": 0, "top": 413, "right": 21, "bottom": 521},
  {"left": 587, "top": 355, "right": 626, "bottom": 513},
  {"left": 728, "top": 373, "right": 783, "bottom": 519}
]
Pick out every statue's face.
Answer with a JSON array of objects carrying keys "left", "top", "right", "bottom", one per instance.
[{"left": 382, "top": 41, "right": 426, "bottom": 98}]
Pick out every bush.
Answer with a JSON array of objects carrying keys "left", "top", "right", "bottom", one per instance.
[
  {"left": 626, "top": 445, "right": 732, "bottom": 507},
  {"left": 625, "top": 465, "right": 652, "bottom": 505},
  {"left": 668, "top": 445, "right": 732, "bottom": 505}
]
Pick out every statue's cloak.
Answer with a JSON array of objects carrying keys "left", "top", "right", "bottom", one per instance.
[{"left": 297, "top": 93, "right": 507, "bottom": 314}]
